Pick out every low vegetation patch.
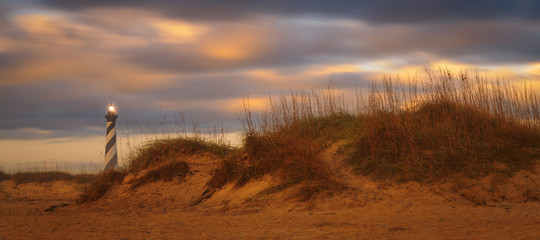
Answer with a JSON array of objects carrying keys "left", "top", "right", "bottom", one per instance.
[
  {"left": 348, "top": 70, "right": 540, "bottom": 182},
  {"left": 0, "top": 171, "right": 10, "bottom": 181},
  {"left": 71, "top": 173, "right": 100, "bottom": 184},
  {"left": 209, "top": 70, "right": 540, "bottom": 200},
  {"left": 206, "top": 153, "right": 244, "bottom": 189},
  {"left": 208, "top": 131, "right": 347, "bottom": 200},
  {"left": 78, "top": 170, "right": 125, "bottom": 204},
  {"left": 127, "top": 137, "right": 233, "bottom": 173},
  {"left": 8, "top": 171, "right": 98, "bottom": 184},
  {"left": 80, "top": 68, "right": 540, "bottom": 203},
  {"left": 78, "top": 135, "right": 233, "bottom": 203},
  {"left": 243, "top": 130, "right": 347, "bottom": 199},
  {"left": 350, "top": 100, "right": 540, "bottom": 182},
  {"left": 209, "top": 84, "right": 351, "bottom": 199},
  {"left": 11, "top": 171, "right": 72, "bottom": 184},
  {"left": 130, "top": 160, "right": 191, "bottom": 189}
]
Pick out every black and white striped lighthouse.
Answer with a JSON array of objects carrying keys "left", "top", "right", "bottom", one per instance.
[{"left": 104, "top": 105, "right": 118, "bottom": 170}]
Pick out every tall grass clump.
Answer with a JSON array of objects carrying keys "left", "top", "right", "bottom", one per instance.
[
  {"left": 350, "top": 69, "right": 540, "bottom": 181},
  {"left": 78, "top": 170, "right": 125, "bottom": 204},
  {"left": 121, "top": 135, "right": 233, "bottom": 192},
  {"left": 124, "top": 131, "right": 234, "bottom": 189},
  {"left": 209, "top": 82, "right": 356, "bottom": 199},
  {"left": 210, "top": 69, "right": 540, "bottom": 194},
  {"left": 126, "top": 136, "right": 234, "bottom": 173},
  {"left": 79, "top": 118, "right": 235, "bottom": 203}
]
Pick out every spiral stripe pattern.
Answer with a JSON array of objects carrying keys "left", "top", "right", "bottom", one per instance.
[{"left": 105, "top": 115, "right": 118, "bottom": 170}]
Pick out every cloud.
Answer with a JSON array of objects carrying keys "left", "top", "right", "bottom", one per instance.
[
  {"left": 4, "top": 7, "right": 537, "bottom": 84},
  {"left": 0, "top": 80, "right": 108, "bottom": 131},
  {"left": 2, "top": 3, "right": 539, "bottom": 142},
  {"left": 356, "top": 21, "right": 540, "bottom": 64},
  {"left": 358, "top": 0, "right": 540, "bottom": 23},
  {"left": 0, "top": 13, "right": 178, "bottom": 92},
  {"left": 527, "top": 63, "right": 540, "bottom": 77},
  {"left": 121, "top": 17, "right": 364, "bottom": 74},
  {"left": 0, "top": 6, "right": 5, "bottom": 28},
  {"left": 122, "top": 17, "right": 540, "bottom": 76},
  {"left": 36, "top": 0, "right": 540, "bottom": 23}
]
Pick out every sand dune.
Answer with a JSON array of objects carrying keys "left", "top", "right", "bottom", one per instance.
[{"left": 1, "top": 154, "right": 539, "bottom": 239}]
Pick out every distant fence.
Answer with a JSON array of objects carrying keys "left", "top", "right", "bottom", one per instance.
[{"left": 0, "top": 161, "right": 103, "bottom": 174}]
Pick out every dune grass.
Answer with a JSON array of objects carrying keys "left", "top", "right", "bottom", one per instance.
[
  {"left": 207, "top": 69, "right": 540, "bottom": 199},
  {"left": 81, "top": 68, "right": 540, "bottom": 202},
  {"left": 125, "top": 136, "right": 233, "bottom": 186},
  {"left": 0, "top": 171, "right": 10, "bottom": 181},
  {"left": 126, "top": 137, "right": 233, "bottom": 173},
  {"left": 129, "top": 161, "right": 191, "bottom": 189},
  {"left": 2, "top": 171, "right": 98, "bottom": 184},
  {"left": 353, "top": 100, "right": 540, "bottom": 182},
  {"left": 78, "top": 170, "right": 125, "bottom": 204},
  {"left": 208, "top": 82, "right": 354, "bottom": 199},
  {"left": 350, "top": 70, "right": 540, "bottom": 182},
  {"left": 78, "top": 135, "right": 234, "bottom": 203}
]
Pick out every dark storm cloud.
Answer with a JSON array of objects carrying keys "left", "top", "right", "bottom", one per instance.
[
  {"left": 121, "top": 18, "right": 540, "bottom": 75},
  {"left": 0, "top": 81, "right": 109, "bottom": 132},
  {"left": 36, "top": 0, "right": 540, "bottom": 23},
  {"left": 0, "top": 6, "right": 5, "bottom": 28},
  {"left": 123, "top": 40, "right": 350, "bottom": 74},
  {"left": 143, "top": 75, "right": 263, "bottom": 101},
  {"left": 123, "top": 44, "right": 247, "bottom": 73},
  {"left": 355, "top": 21, "right": 540, "bottom": 64},
  {"left": 359, "top": 0, "right": 539, "bottom": 23}
]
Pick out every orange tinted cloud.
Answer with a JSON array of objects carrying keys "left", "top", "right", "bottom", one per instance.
[
  {"left": 154, "top": 96, "right": 270, "bottom": 114},
  {"left": 13, "top": 14, "right": 147, "bottom": 49},
  {"left": 1, "top": 13, "right": 174, "bottom": 91},
  {"left": 202, "top": 26, "right": 268, "bottom": 61},
  {"left": 0, "top": 50, "right": 173, "bottom": 92},
  {"left": 153, "top": 19, "right": 207, "bottom": 44},
  {"left": 306, "top": 64, "right": 362, "bottom": 75},
  {"left": 526, "top": 63, "right": 540, "bottom": 77}
]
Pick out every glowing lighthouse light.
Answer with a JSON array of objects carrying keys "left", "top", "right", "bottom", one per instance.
[{"left": 104, "top": 104, "right": 118, "bottom": 170}]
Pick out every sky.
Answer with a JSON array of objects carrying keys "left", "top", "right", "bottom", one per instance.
[{"left": 1, "top": 0, "right": 540, "bottom": 170}]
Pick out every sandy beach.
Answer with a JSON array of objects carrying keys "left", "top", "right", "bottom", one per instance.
[{"left": 1, "top": 156, "right": 539, "bottom": 239}]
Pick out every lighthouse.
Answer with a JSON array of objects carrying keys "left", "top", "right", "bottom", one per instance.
[{"left": 104, "top": 105, "right": 118, "bottom": 170}]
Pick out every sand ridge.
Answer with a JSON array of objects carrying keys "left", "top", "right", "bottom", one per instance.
[{"left": 1, "top": 153, "right": 539, "bottom": 239}]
